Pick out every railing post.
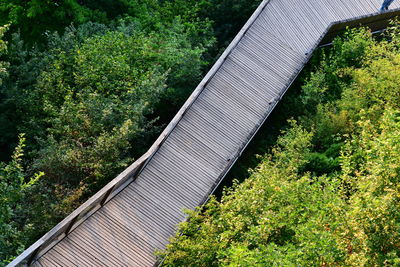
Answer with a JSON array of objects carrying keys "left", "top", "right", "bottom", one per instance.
[
  {"left": 26, "top": 246, "right": 41, "bottom": 265},
  {"left": 64, "top": 215, "right": 79, "bottom": 236},
  {"left": 100, "top": 185, "right": 115, "bottom": 206}
]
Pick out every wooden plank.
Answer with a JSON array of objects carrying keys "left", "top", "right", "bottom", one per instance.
[
  {"left": 228, "top": 50, "right": 288, "bottom": 91},
  {"left": 76, "top": 213, "right": 154, "bottom": 266},
  {"left": 150, "top": 150, "right": 214, "bottom": 190},
  {"left": 216, "top": 59, "right": 284, "bottom": 97},
  {"left": 53, "top": 237, "right": 109, "bottom": 266},
  {"left": 133, "top": 171, "right": 197, "bottom": 209},
  {"left": 245, "top": 24, "right": 304, "bottom": 66},
  {"left": 29, "top": 261, "right": 44, "bottom": 267},
  {"left": 105, "top": 193, "right": 173, "bottom": 241},
  {"left": 201, "top": 92, "right": 258, "bottom": 130},
  {"left": 303, "top": 0, "right": 335, "bottom": 27},
  {"left": 190, "top": 102, "right": 252, "bottom": 143},
  {"left": 160, "top": 129, "right": 227, "bottom": 174},
  {"left": 49, "top": 249, "right": 78, "bottom": 267},
  {"left": 178, "top": 114, "right": 241, "bottom": 156},
  {"left": 144, "top": 165, "right": 205, "bottom": 201},
  {"left": 97, "top": 212, "right": 166, "bottom": 255},
  {"left": 320, "top": 7, "right": 400, "bottom": 45},
  {"left": 36, "top": 254, "right": 64, "bottom": 267},
  {"left": 156, "top": 142, "right": 218, "bottom": 185},
  {"left": 126, "top": 184, "right": 185, "bottom": 222},
  {"left": 261, "top": 2, "right": 309, "bottom": 53},
  {"left": 393, "top": 1, "right": 400, "bottom": 9},
  {"left": 236, "top": 34, "right": 301, "bottom": 79},
  {"left": 197, "top": 92, "right": 266, "bottom": 134},
  {"left": 150, "top": 149, "right": 214, "bottom": 189},
  {"left": 189, "top": 105, "right": 248, "bottom": 145}
]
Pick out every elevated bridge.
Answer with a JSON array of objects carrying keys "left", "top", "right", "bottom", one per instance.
[{"left": 9, "top": 0, "right": 400, "bottom": 266}]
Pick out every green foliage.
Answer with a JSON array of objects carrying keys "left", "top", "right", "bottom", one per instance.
[
  {"left": 302, "top": 150, "right": 341, "bottom": 176},
  {"left": 161, "top": 26, "right": 400, "bottom": 266},
  {"left": 159, "top": 0, "right": 261, "bottom": 50},
  {"left": 0, "top": 31, "right": 50, "bottom": 159},
  {"left": 301, "top": 28, "right": 374, "bottom": 112},
  {"left": 32, "top": 21, "right": 209, "bottom": 192},
  {"left": 199, "top": 0, "right": 262, "bottom": 48},
  {"left": 0, "top": 0, "right": 104, "bottom": 43},
  {"left": 0, "top": 25, "right": 8, "bottom": 85},
  {"left": 0, "top": 134, "right": 42, "bottom": 265},
  {"left": 0, "top": 0, "right": 215, "bottom": 45},
  {"left": 162, "top": 125, "right": 347, "bottom": 266},
  {"left": 0, "top": 23, "right": 207, "bottom": 216},
  {"left": 340, "top": 109, "right": 400, "bottom": 266}
]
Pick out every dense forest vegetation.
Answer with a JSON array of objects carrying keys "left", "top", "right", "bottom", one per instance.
[
  {"left": 1, "top": 0, "right": 400, "bottom": 266},
  {"left": 0, "top": 0, "right": 261, "bottom": 264},
  {"left": 161, "top": 27, "right": 400, "bottom": 265}
]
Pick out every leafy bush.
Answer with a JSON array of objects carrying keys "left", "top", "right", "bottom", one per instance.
[
  {"left": 340, "top": 109, "right": 400, "bottom": 266},
  {"left": 161, "top": 124, "right": 347, "bottom": 266},
  {"left": 0, "top": 16, "right": 213, "bottom": 190},
  {"left": 0, "top": 135, "right": 42, "bottom": 265}
]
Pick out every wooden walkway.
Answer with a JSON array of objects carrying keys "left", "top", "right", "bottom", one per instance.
[{"left": 9, "top": 1, "right": 400, "bottom": 266}]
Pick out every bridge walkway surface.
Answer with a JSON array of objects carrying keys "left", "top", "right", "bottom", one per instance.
[{"left": 8, "top": 0, "right": 400, "bottom": 266}]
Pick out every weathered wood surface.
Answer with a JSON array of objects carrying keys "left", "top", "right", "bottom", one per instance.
[{"left": 8, "top": 0, "right": 400, "bottom": 266}]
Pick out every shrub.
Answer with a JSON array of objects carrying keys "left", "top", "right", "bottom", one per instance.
[{"left": 0, "top": 134, "right": 42, "bottom": 265}]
